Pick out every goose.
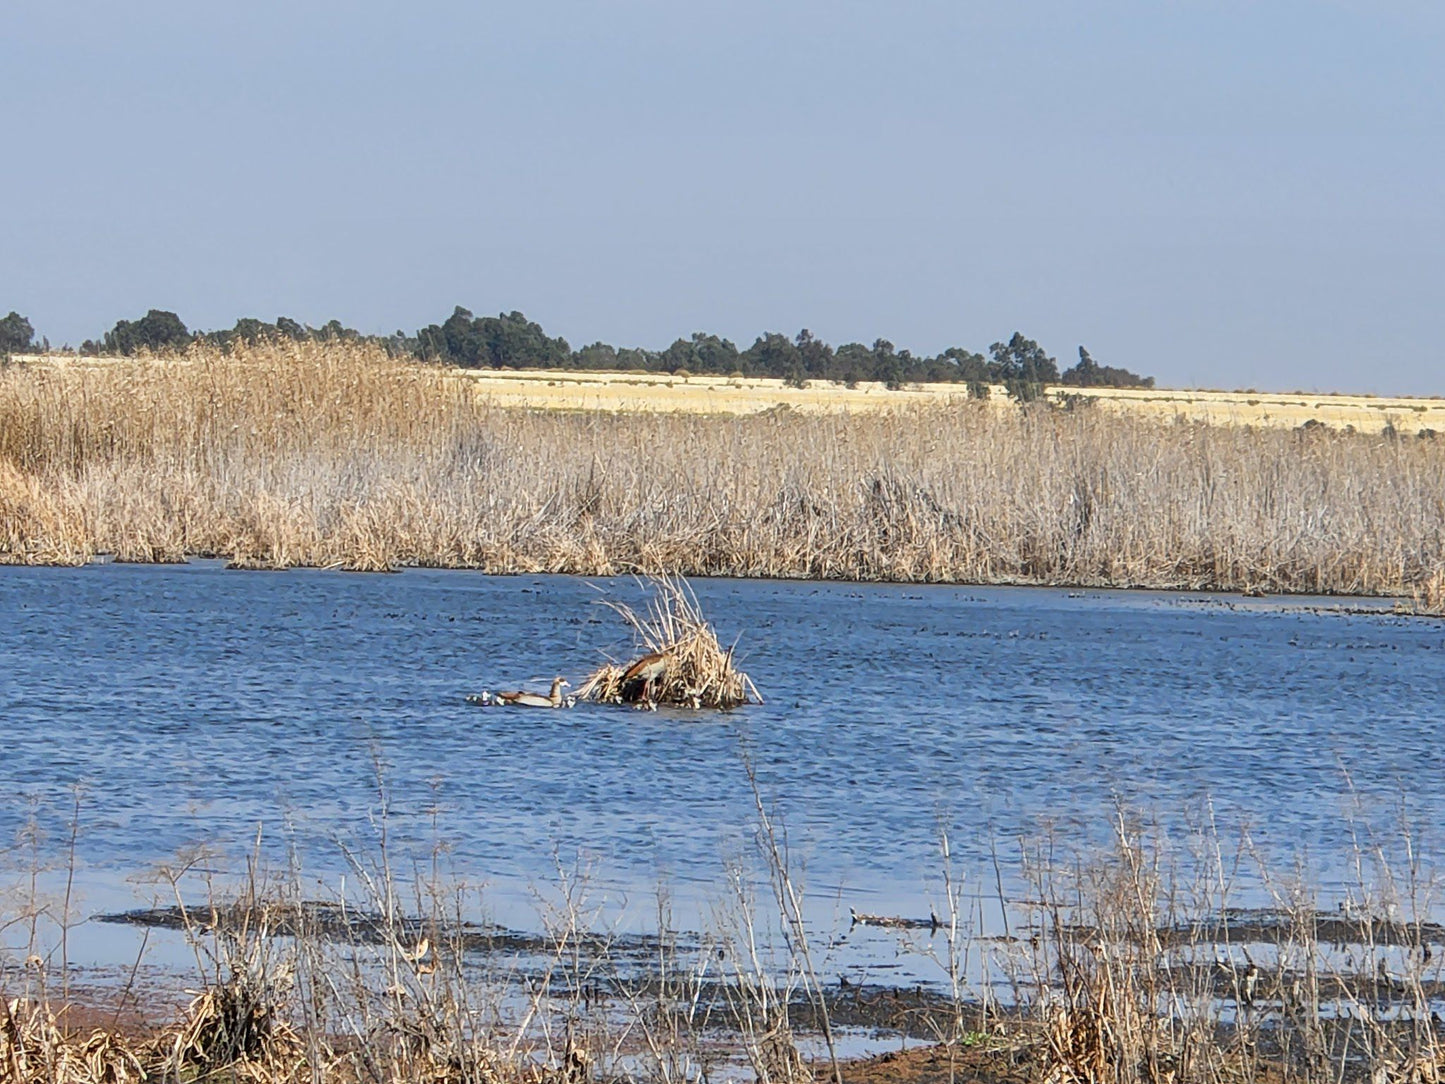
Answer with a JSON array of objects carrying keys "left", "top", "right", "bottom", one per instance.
[
  {"left": 620, "top": 651, "right": 669, "bottom": 703},
  {"left": 496, "top": 676, "right": 570, "bottom": 708}
]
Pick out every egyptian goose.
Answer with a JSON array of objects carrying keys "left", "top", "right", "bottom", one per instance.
[{"left": 495, "top": 676, "right": 570, "bottom": 708}]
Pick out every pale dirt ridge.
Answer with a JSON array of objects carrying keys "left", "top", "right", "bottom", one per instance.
[{"left": 12, "top": 353, "right": 1445, "bottom": 432}]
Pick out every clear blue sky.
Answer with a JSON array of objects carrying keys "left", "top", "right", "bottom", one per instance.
[{"left": 3, "top": 2, "right": 1442, "bottom": 392}]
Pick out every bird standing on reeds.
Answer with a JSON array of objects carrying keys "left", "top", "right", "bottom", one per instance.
[{"left": 620, "top": 651, "right": 668, "bottom": 704}]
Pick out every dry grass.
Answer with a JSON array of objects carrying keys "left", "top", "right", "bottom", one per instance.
[
  {"left": 5, "top": 796, "right": 1445, "bottom": 1084},
  {"left": 577, "top": 577, "right": 761, "bottom": 708},
  {"left": 3, "top": 342, "right": 1445, "bottom": 604}
]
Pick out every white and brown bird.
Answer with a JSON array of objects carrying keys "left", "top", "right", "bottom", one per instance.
[{"left": 495, "top": 676, "right": 570, "bottom": 708}]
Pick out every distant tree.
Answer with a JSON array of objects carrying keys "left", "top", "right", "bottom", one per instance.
[
  {"left": 484, "top": 310, "right": 570, "bottom": 367},
  {"left": 200, "top": 317, "right": 280, "bottom": 349},
  {"left": 231, "top": 317, "right": 275, "bottom": 345},
  {"left": 574, "top": 341, "right": 619, "bottom": 370},
  {"left": 660, "top": 337, "right": 697, "bottom": 374},
  {"left": 794, "top": 329, "right": 835, "bottom": 383},
  {"left": 689, "top": 333, "right": 739, "bottom": 374},
  {"left": 823, "top": 343, "right": 862, "bottom": 387},
  {"left": 938, "top": 346, "right": 990, "bottom": 383},
  {"left": 1060, "top": 345, "right": 1154, "bottom": 388},
  {"left": 103, "top": 310, "right": 191, "bottom": 355},
  {"left": 0, "top": 311, "right": 35, "bottom": 356},
  {"left": 871, "top": 338, "right": 905, "bottom": 390},
  {"left": 429, "top": 306, "right": 485, "bottom": 364},
  {"left": 275, "top": 317, "right": 309, "bottom": 340},
  {"left": 989, "top": 332, "right": 1058, "bottom": 402},
  {"left": 614, "top": 346, "right": 659, "bottom": 371},
  {"left": 741, "top": 333, "right": 802, "bottom": 384},
  {"left": 314, "top": 319, "right": 361, "bottom": 342},
  {"left": 415, "top": 307, "right": 569, "bottom": 368}
]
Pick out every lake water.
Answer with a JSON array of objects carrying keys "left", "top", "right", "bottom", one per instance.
[{"left": 3, "top": 563, "right": 1444, "bottom": 959}]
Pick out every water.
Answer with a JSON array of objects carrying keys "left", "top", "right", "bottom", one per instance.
[{"left": 2, "top": 563, "right": 1443, "bottom": 944}]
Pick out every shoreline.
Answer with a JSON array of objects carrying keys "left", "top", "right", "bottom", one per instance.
[
  {"left": 8, "top": 879, "right": 1443, "bottom": 1084},
  {"left": 3, "top": 555, "right": 1441, "bottom": 617}
]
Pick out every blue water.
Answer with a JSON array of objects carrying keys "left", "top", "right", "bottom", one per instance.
[{"left": 2, "top": 563, "right": 1443, "bottom": 932}]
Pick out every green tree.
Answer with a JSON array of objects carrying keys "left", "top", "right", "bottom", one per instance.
[
  {"left": 794, "top": 329, "right": 834, "bottom": 383},
  {"left": 872, "top": 338, "right": 905, "bottom": 389},
  {"left": 1060, "top": 345, "right": 1154, "bottom": 388},
  {"left": 574, "top": 341, "right": 619, "bottom": 369},
  {"left": 660, "top": 337, "right": 697, "bottom": 374},
  {"left": 200, "top": 317, "right": 281, "bottom": 349},
  {"left": 275, "top": 317, "right": 309, "bottom": 340},
  {"left": 416, "top": 307, "right": 570, "bottom": 368},
  {"left": 0, "top": 311, "right": 35, "bottom": 356},
  {"left": 483, "top": 310, "right": 570, "bottom": 367},
  {"left": 741, "top": 333, "right": 802, "bottom": 384},
  {"left": 989, "top": 332, "right": 1058, "bottom": 402},
  {"left": 833, "top": 343, "right": 873, "bottom": 387},
  {"left": 103, "top": 310, "right": 191, "bottom": 355},
  {"left": 938, "top": 346, "right": 989, "bottom": 383},
  {"left": 689, "top": 333, "right": 739, "bottom": 374}
]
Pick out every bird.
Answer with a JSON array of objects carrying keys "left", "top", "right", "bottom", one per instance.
[
  {"left": 620, "top": 651, "right": 669, "bottom": 703},
  {"left": 465, "top": 690, "right": 495, "bottom": 707},
  {"left": 495, "top": 676, "right": 570, "bottom": 708}
]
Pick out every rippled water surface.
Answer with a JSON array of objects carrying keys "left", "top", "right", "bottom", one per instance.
[{"left": 3, "top": 563, "right": 1444, "bottom": 928}]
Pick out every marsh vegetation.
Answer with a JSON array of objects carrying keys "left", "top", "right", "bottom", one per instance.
[
  {"left": 2, "top": 341, "right": 1443, "bottom": 609},
  {"left": 5, "top": 803, "right": 1444, "bottom": 1084}
]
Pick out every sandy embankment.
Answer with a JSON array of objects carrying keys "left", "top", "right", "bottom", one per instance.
[
  {"left": 14, "top": 353, "right": 1445, "bottom": 433},
  {"left": 447, "top": 367, "right": 1445, "bottom": 434}
]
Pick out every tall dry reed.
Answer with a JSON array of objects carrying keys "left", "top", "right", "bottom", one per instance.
[{"left": 3, "top": 343, "right": 1444, "bottom": 601}]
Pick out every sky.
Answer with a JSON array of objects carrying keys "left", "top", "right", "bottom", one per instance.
[{"left": 2, "top": 1, "right": 1442, "bottom": 393}]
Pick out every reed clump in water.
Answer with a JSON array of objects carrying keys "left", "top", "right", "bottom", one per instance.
[
  {"left": 577, "top": 576, "right": 761, "bottom": 708},
  {"left": 3, "top": 341, "right": 1445, "bottom": 601}
]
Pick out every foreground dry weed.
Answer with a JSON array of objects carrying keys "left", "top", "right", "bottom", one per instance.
[
  {"left": 4, "top": 803, "right": 1445, "bottom": 1084},
  {"left": 3, "top": 343, "right": 1445, "bottom": 603}
]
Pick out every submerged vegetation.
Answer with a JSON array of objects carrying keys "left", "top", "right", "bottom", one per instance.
[{"left": 0, "top": 340, "right": 1443, "bottom": 608}]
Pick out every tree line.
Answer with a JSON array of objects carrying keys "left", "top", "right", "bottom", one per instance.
[{"left": 0, "top": 306, "right": 1153, "bottom": 398}]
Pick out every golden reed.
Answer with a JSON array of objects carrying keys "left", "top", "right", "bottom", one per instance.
[{"left": 2, "top": 341, "right": 1443, "bottom": 604}]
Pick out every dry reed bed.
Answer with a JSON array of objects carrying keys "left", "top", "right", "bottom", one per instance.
[{"left": 3, "top": 343, "right": 1444, "bottom": 604}]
